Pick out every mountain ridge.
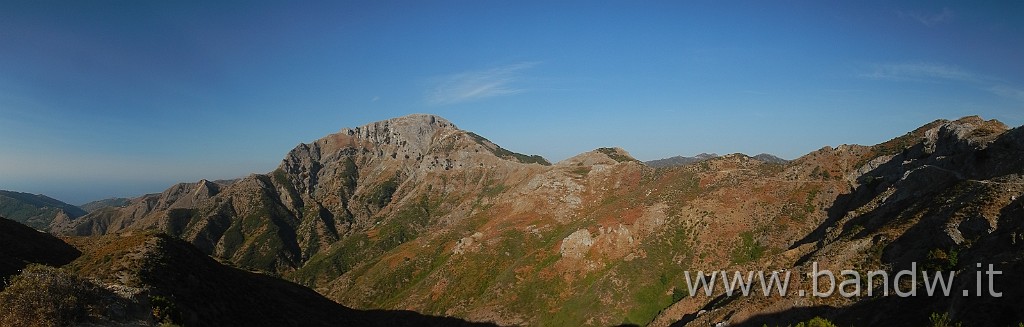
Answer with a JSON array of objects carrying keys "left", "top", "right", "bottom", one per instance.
[
  {"left": 79, "top": 197, "right": 132, "bottom": 213},
  {"left": 0, "top": 190, "right": 87, "bottom": 230},
  {"left": 38, "top": 113, "right": 1024, "bottom": 326}
]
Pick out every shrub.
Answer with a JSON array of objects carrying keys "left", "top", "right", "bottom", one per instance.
[
  {"left": 150, "top": 295, "right": 182, "bottom": 325},
  {"left": 792, "top": 316, "right": 838, "bottom": 327},
  {"left": 929, "top": 312, "right": 962, "bottom": 327},
  {"left": 731, "top": 231, "right": 765, "bottom": 264},
  {"left": 671, "top": 287, "right": 687, "bottom": 303},
  {"left": 0, "top": 264, "right": 102, "bottom": 327},
  {"left": 596, "top": 147, "right": 635, "bottom": 163},
  {"left": 805, "top": 317, "right": 838, "bottom": 327},
  {"left": 368, "top": 177, "right": 400, "bottom": 208}
]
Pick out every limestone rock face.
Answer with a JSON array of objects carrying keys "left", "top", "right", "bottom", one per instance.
[
  {"left": 559, "top": 229, "right": 594, "bottom": 259},
  {"left": 919, "top": 115, "right": 1007, "bottom": 157},
  {"left": 54, "top": 114, "right": 552, "bottom": 273}
]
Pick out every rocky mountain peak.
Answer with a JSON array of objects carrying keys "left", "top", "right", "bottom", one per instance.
[
  {"left": 753, "top": 153, "right": 788, "bottom": 164},
  {"left": 279, "top": 114, "right": 547, "bottom": 182},
  {"left": 559, "top": 147, "right": 637, "bottom": 166},
  {"left": 338, "top": 114, "right": 455, "bottom": 149},
  {"left": 920, "top": 115, "right": 1007, "bottom": 154},
  {"left": 693, "top": 152, "right": 718, "bottom": 160},
  {"left": 279, "top": 114, "right": 459, "bottom": 168}
]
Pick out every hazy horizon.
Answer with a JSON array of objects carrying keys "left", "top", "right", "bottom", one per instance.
[{"left": 2, "top": 1, "right": 1022, "bottom": 204}]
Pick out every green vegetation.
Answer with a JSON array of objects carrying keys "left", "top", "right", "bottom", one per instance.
[
  {"left": 271, "top": 168, "right": 303, "bottom": 206},
  {"left": 925, "top": 247, "right": 959, "bottom": 271},
  {"left": 368, "top": 176, "right": 400, "bottom": 208},
  {"left": 786, "top": 187, "right": 819, "bottom": 222},
  {"left": 290, "top": 188, "right": 449, "bottom": 289},
  {"left": 150, "top": 295, "right": 182, "bottom": 325},
  {"left": 763, "top": 317, "right": 840, "bottom": 327},
  {"left": 795, "top": 316, "right": 839, "bottom": 327},
  {"left": 731, "top": 231, "right": 765, "bottom": 264},
  {"left": 810, "top": 166, "right": 832, "bottom": 180},
  {"left": 671, "top": 287, "right": 687, "bottom": 302},
  {"left": 66, "top": 232, "right": 154, "bottom": 282},
  {"left": 596, "top": 147, "right": 636, "bottom": 163},
  {"left": 481, "top": 182, "right": 508, "bottom": 198},
  {"left": 0, "top": 265, "right": 104, "bottom": 327},
  {"left": 466, "top": 132, "right": 551, "bottom": 165},
  {"left": 164, "top": 208, "right": 194, "bottom": 235},
  {"left": 872, "top": 132, "right": 918, "bottom": 156},
  {"left": 861, "top": 175, "right": 883, "bottom": 190},
  {"left": 857, "top": 119, "right": 944, "bottom": 167},
  {"left": 0, "top": 191, "right": 86, "bottom": 230},
  {"left": 337, "top": 157, "right": 359, "bottom": 195},
  {"left": 271, "top": 168, "right": 290, "bottom": 185},
  {"left": 289, "top": 233, "right": 371, "bottom": 286},
  {"left": 79, "top": 197, "right": 132, "bottom": 213},
  {"left": 537, "top": 197, "right": 698, "bottom": 326},
  {"left": 571, "top": 166, "right": 592, "bottom": 177},
  {"left": 378, "top": 194, "right": 439, "bottom": 250},
  {"left": 698, "top": 160, "right": 711, "bottom": 171},
  {"left": 805, "top": 188, "right": 819, "bottom": 210},
  {"left": 929, "top": 312, "right": 962, "bottom": 327},
  {"left": 215, "top": 189, "right": 300, "bottom": 272}
]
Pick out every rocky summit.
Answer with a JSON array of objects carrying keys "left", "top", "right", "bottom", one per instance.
[{"left": 8, "top": 114, "right": 1022, "bottom": 326}]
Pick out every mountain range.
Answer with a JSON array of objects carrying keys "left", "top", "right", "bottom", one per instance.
[
  {"left": 79, "top": 197, "right": 133, "bottom": 213},
  {"left": 2, "top": 114, "right": 1022, "bottom": 326},
  {"left": 0, "top": 190, "right": 87, "bottom": 230},
  {"left": 644, "top": 153, "right": 788, "bottom": 168}
]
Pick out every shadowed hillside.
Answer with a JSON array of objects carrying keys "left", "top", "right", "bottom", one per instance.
[{"left": 0, "top": 216, "right": 80, "bottom": 283}]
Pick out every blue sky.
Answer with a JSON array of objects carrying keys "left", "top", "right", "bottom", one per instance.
[{"left": 1, "top": 1, "right": 1022, "bottom": 204}]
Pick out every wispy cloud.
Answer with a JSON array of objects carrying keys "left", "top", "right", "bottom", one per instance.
[
  {"left": 898, "top": 7, "right": 954, "bottom": 27},
  {"left": 861, "top": 63, "right": 980, "bottom": 83},
  {"left": 426, "top": 62, "right": 538, "bottom": 106},
  {"left": 989, "top": 85, "right": 1024, "bottom": 102},
  {"left": 861, "top": 62, "right": 1024, "bottom": 102}
]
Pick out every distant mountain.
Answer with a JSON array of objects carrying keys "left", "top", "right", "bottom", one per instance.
[
  {"left": 0, "top": 190, "right": 87, "bottom": 230},
  {"left": 79, "top": 197, "right": 132, "bottom": 213},
  {"left": 50, "top": 114, "right": 1024, "bottom": 326},
  {"left": 644, "top": 152, "right": 719, "bottom": 168},
  {"left": 646, "top": 153, "right": 788, "bottom": 168},
  {"left": 752, "top": 153, "right": 789, "bottom": 164},
  {"left": 0, "top": 217, "right": 80, "bottom": 282}
]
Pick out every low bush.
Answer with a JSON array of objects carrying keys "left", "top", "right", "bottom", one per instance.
[{"left": 0, "top": 264, "right": 103, "bottom": 327}]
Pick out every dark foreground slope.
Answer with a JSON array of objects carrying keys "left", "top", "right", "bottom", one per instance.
[
  {"left": 0, "top": 216, "right": 80, "bottom": 282},
  {"left": 1, "top": 217, "right": 491, "bottom": 326},
  {"left": 64, "top": 232, "right": 495, "bottom": 326}
]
